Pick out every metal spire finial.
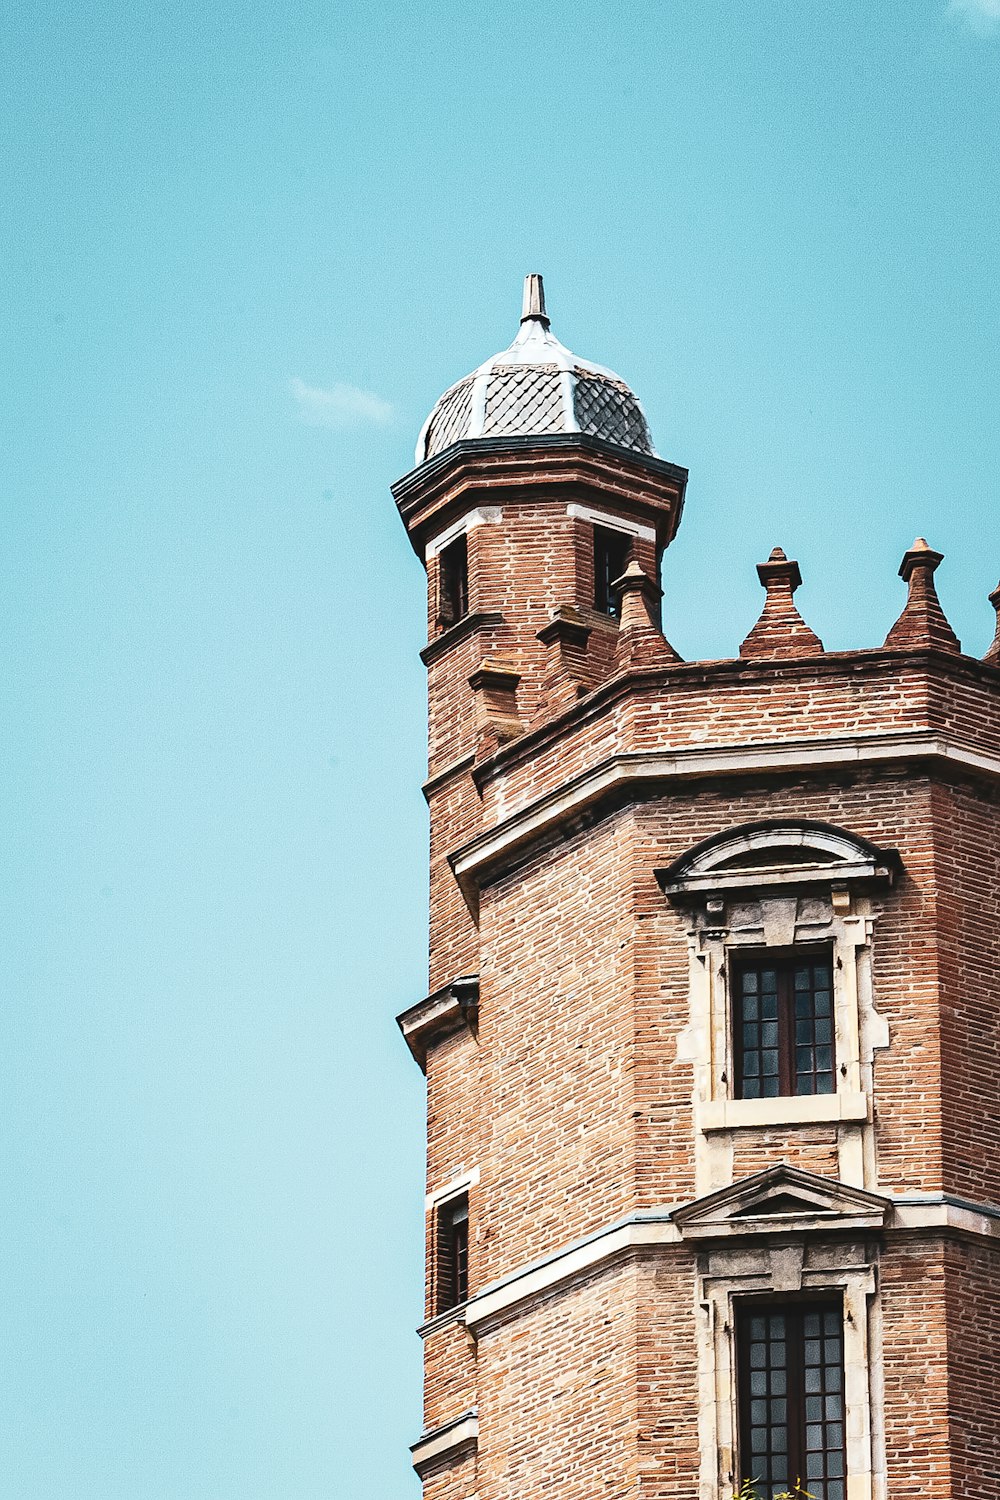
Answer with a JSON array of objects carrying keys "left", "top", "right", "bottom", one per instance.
[{"left": 520, "top": 273, "right": 550, "bottom": 326}]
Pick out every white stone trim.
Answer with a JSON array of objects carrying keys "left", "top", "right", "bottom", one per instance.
[
  {"left": 464, "top": 1212, "right": 679, "bottom": 1332},
  {"left": 559, "top": 369, "right": 579, "bottom": 431},
  {"left": 425, "top": 506, "right": 502, "bottom": 559},
  {"left": 459, "top": 1194, "right": 1000, "bottom": 1334},
  {"left": 453, "top": 734, "right": 1000, "bottom": 884},
  {"left": 697, "top": 1090, "right": 869, "bottom": 1132},
  {"left": 891, "top": 1193, "right": 1000, "bottom": 1240},
  {"left": 677, "top": 890, "right": 886, "bottom": 1194},
  {"left": 426, "top": 1165, "right": 479, "bottom": 1212},
  {"left": 695, "top": 1248, "right": 882, "bottom": 1500},
  {"left": 566, "top": 501, "right": 656, "bottom": 541},
  {"left": 410, "top": 1410, "right": 478, "bottom": 1473}
]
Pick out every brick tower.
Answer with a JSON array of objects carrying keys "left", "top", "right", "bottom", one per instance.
[{"left": 394, "top": 277, "right": 1000, "bottom": 1500}]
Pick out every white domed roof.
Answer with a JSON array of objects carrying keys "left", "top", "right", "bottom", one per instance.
[{"left": 416, "top": 275, "right": 656, "bottom": 464}]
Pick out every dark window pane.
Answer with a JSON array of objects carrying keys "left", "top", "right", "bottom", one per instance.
[
  {"left": 734, "top": 948, "right": 836, "bottom": 1099},
  {"left": 439, "top": 534, "right": 469, "bottom": 624},
  {"left": 436, "top": 1193, "right": 470, "bottom": 1312},
  {"left": 739, "top": 1305, "right": 845, "bottom": 1500},
  {"left": 593, "top": 526, "right": 631, "bottom": 616}
]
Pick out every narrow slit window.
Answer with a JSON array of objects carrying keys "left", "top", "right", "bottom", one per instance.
[
  {"left": 593, "top": 526, "right": 631, "bottom": 616},
  {"left": 733, "top": 948, "right": 835, "bottom": 1099},
  {"left": 435, "top": 1194, "right": 469, "bottom": 1312},
  {"left": 439, "top": 533, "right": 469, "bottom": 625},
  {"left": 738, "top": 1300, "right": 846, "bottom": 1500}
]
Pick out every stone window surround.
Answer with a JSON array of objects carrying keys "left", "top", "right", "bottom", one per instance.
[
  {"left": 657, "top": 822, "right": 898, "bottom": 1196},
  {"left": 695, "top": 1242, "right": 885, "bottom": 1500}
]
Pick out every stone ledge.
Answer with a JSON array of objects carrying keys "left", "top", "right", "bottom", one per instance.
[
  {"left": 420, "top": 610, "right": 504, "bottom": 667},
  {"left": 410, "top": 1410, "right": 478, "bottom": 1476},
  {"left": 451, "top": 732, "right": 1000, "bottom": 908},
  {"left": 396, "top": 976, "right": 479, "bottom": 1072},
  {"left": 461, "top": 1191, "right": 1000, "bottom": 1334},
  {"left": 697, "top": 1091, "right": 869, "bottom": 1132}
]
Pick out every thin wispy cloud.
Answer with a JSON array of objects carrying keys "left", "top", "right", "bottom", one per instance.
[
  {"left": 948, "top": 0, "right": 1000, "bottom": 34},
  {"left": 290, "top": 377, "right": 394, "bottom": 429}
]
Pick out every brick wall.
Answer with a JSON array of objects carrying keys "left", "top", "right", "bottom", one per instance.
[{"left": 399, "top": 436, "right": 1000, "bottom": 1498}]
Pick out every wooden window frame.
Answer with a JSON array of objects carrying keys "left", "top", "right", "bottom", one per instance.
[
  {"left": 731, "top": 945, "right": 836, "bottom": 1101},
  {"left": 737, "top": 1297, "right": 846, "bottom": 1500}
]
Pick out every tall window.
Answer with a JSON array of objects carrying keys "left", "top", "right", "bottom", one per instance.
[
  {"left": 593, "top": 526, "right": 631, "bottom": 616},
  {"left": 738, "top": 1301, "right": 846, "bottom": 1500},
  {"left": 733, "top": 949, "right": 835, "bottom": 1099},
  {"left": 439, "top": 533, "right": 469, "bottom": 625},
  {"left": 435, "top": 1194, "right": 469, "bottom": 1312}
]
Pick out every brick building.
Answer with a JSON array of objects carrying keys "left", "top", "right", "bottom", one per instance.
[{"left": 394, "top": 276, "right": 1000, "bottom": 1500}]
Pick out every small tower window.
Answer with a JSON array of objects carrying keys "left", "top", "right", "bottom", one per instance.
[
  {"left": 435, "top": 1193, "right": 469, "bottom": 1312},
  {"left": 733, "top": 948, "right": 836, "bottom": 1100},
  {"left": 738, "top": 1300, "right": 846, "bottom": 1499},
  {"left": 438, "top": 533, "right": 469, "bottom": 625},
  {"left": 593, "top": 526, "right": 631, "bottom": 616}
]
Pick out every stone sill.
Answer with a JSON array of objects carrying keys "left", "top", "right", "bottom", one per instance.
[{"left": 697, "top": 1091, "right": 868, "bottom": 1132}]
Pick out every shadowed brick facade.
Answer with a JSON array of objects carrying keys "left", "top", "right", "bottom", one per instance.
[{"left": 395, "top": 279, "right": 1000, "bottom": 1500}]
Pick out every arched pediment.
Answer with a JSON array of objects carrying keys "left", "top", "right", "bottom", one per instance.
[{"left": 656, "top": 819, "right": 899, "bottom": 903}]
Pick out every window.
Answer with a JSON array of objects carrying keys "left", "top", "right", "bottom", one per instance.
[
  {"left": 435, "top": 1193, "right": 469, "bottom": 1312},
  {"left": 439, "top": 533, "right": 469, "bottom": 625},
  {"left": 733, "top": 948, "right": 835, "bottom": 1100},
  {"left": 593, "top": 526, "right": 630, "bottom": 616},
  {"left": 738, "top": 1301, "right": 846, "bottom": 1500}
]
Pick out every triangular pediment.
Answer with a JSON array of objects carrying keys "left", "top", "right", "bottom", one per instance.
[{"left": 672, "top": 1164, "right": 890, "bottom": 1241}]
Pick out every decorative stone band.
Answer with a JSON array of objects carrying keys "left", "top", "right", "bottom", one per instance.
[
  {"left": 450, "top": 731, "right": 1000, "bottom": 906},
  {"left": 409, "top": 1409, "right": 478, "bottom": 1477},
  {"left": 459, "top": 1192, "right": 1000, "bottom": 1337}
]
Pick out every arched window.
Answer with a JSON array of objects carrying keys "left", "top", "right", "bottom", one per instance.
[{"left": 655, "top": 821, "right": 898, "bottom": 1192}]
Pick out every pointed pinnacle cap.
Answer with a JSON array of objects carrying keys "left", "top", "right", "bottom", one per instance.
[
  {"left": 610, "top": 561, "right": 681, "bottom": 665},
  {"left": 756, "top": 545, "right": 804, "bottom": 592},
  {"left": 740, "top": 545, "right": 823, "bottom": 659},
  {"left": 520, "top": 273, "right": 550, "bottom": 326},
  {"left": 884, "top": 537, "right": 960, "bottom": 653},
  {"left": 898, "top": 537, "right": 944, "bottom": 582},
  {"left": 984, "top": 579, "right": 1000, "bottom": 665}
]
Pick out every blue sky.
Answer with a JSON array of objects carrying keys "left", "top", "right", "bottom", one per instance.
[{"left": 3, "top": 2, "right": 999, "bottom": 1496}]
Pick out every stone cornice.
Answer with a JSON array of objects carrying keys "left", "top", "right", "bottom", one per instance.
[
  {"left": 410, "top": 1410, "right": 478, "bottom": 1476},
  {"left": 393, "top": 434, "right": 688, "bottom": 556},
  {"left": 459, "top": 1192, "right": 1000, "bottom": 1335},
  {"left": 396, "top": 976, "right": 479, "bottom": 1072},
  {"left": 394, "top": 431, "right": 687, "bottom": 510},
  {"left": 451, "top": 731, "right": 1000, "bottom": 906},
  {"left": 472, "top": 647, "right": 1000, "bottom": 793}
]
